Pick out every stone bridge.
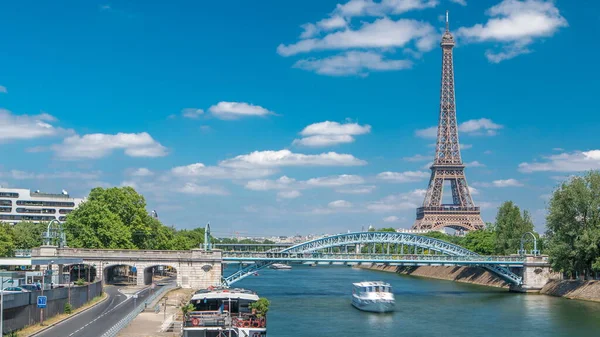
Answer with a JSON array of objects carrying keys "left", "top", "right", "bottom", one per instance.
[{"left": 31, "top": 245, "right": 223, "bottom": 289}]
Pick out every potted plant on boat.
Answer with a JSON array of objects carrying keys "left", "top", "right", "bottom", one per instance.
[{"left": 249, "top": 298, "right": 270, "bottom": 318}]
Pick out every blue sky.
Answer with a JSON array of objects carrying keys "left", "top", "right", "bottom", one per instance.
[{"left": 0, "top": 0, "right": 597, "bottom": 236}]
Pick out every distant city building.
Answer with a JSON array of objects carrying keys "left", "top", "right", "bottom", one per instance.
[{"left": 0, "top": 188, "right": 84, "bottom": 224}]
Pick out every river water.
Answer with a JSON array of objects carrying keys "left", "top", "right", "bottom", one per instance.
[{"left": 231, "top": 265, "right": 600, "bottom": 337}]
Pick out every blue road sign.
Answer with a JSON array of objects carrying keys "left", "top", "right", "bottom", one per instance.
[
  {"left": 131, "top": 266, "right": 137, "bottom": 273},
  {"left": 37, "top": 296, "right": 47, "bottom": 308},
  {"left": 20, "top": 266, "right": 26, "bottom": 270}
]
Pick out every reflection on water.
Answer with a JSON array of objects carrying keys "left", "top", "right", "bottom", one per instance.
[{"left": 231, "top": 265, "right": 600, "bottom": 337}]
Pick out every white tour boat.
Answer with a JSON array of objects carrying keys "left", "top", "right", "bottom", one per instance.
[
  {"left": 269, "top": 263, "right": 292, "bottom": 270},
  {"left": 183, "top": 287, "right": 267, "bottom": 337},
  {"left": 351, "top": 281, "right": 395, "bottom": 313}
]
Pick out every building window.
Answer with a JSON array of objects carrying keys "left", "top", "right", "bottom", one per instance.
[
  {"left": 59, "top": 209, "right": 73, "bottom": 214},
  {"left": 0, "top": 200, "right": 12, "bottom": 206},
  {"left": 0, "top": 214, "right": 57, "bottom": 221},
  {"left": 0, "top": 207, "right": 11, "bottom": 213},
  {"left": 0, "top": 192, "right": 19, "bottom": 198},
  {"left": 59, "top": 216, "right": 67, "bottom": 221},
  {"left": 16, "top": 200, "right": 75, "bottom": 207}
]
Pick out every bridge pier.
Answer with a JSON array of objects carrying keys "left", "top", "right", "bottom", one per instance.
[{"left": 509, "top": 255, "right": 561, "bottom": 293}]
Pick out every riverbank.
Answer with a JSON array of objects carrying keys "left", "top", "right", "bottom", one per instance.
[
  {"left": 541, "top": 280, "right": 600, "bottom": 302},
  {"left": 358, "top": 265, "right": 510, "bottom": 288}
]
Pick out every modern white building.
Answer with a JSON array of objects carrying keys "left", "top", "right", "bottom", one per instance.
[{"left": 0, "top": 188, "right": 84, "bottom": 224}]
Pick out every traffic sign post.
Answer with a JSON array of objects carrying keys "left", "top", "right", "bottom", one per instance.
[{"left": 37, "top": 296, "right": 47, "bottom": 309}]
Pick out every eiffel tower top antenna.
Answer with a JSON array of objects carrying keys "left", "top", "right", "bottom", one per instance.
[{"left": 445, "top": 10, "right": 449, "bottom": 31}]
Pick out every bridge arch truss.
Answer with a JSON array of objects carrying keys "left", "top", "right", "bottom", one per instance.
[{"left": 222, "top": 232, "right": 523, "bottom": 286}]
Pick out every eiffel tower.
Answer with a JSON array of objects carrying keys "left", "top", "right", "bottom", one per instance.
[{"left": 412, "top": 12, "right": 484, "bottom": 232}]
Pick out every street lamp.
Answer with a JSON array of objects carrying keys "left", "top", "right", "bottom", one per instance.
[
  {"left": 41, "top": 260, "right": 54, "bottom": 326},
  {"left": 1, "top": 278, "right": 15, "bottom": 335}
]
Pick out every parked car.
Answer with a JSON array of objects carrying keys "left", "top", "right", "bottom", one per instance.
[
  {"left": 20, "top": 284, "right": 38, "bottom": 291},
  {"left": 1, "top": 286, "right": 30, "bottom": 293}
]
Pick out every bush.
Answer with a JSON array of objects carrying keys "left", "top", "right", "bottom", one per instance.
[
  {"left": 75, "top": 278, "right": 85, "bottom": 286},
  {"left": 64, "top": 302, "right": 73, "bottom": 314}
]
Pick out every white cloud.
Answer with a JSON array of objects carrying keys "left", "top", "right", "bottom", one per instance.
[
  {"left": 0, "top": 86, "right": 6, "bottom": 93},
  {"left": 335, "top": 0, "right": 438, "bottom": 18},
  {"left": 403, "top": 154, "right": 430, "bottom": 162},
  {"left": 461, "top": 144, "right": 473, "bottom": 150},
  {"left": 476, "top": 178, "right": 523, "bottom": 187},
  {"left": 465, "top": 161, "right": 485, "bottom": 168},
  {"left": 52, "top": 132, "right": 167, "bottom": 160},
  {"left": 300, "top": 16, "right": 347, "bottom": 39},
  {"left": 367, "top": 189, "right": 426, "bottom": 212},
  {"left": 245, "top": 176, "right": 296, "bottom": 191},
  {"left": 519, "top": 150, "right": 600, "bottom": 173},
  {"left": 302, "top": 120, "right": 371, "bottom": 135},
  {"left": 377, "top": 171, "right": 429, "bottom": 183},
  {"left": 0, "top": 109, "right": 68, "bottom": 141},
  {"left": 468, "top": 186, "right": 479, "bottom": 195},
  {"left": 292, "top": 135, "right": 356, "bottom": 147},
  {"left": 130, "top": 168, "right": 154, "bottom": 177},
  {"left": 176, "top": 182, "right": 228, "bottom": 195},
  {"left": 459, "top": 118, "right": 503, "bottom": 135},
  {"left": 181, "top": 108, "right": 204, "bottom": 119},
  {"left": 171, "top": 163, "right": 275, "bottom": 180},
  {"left": 294, "top": 120, "right": 371, "bottom": 146},
  {"left": 208, "top": 102, "right": 274, "bottom": 120},
  {"left": 294, "top": 51, "right": 412, "bottom": 76},
  {"left": 306, "top": 174, "right": 364, "bottom": 187},
  {"left": 277, "top": 190, "right": 302, "bottom": 199},
  {"left": 220, "top": 150, "right": 367, "bottom": 168},
  {"left": 450, "top": 0, "right": 467, "bottom": 5},
  {"left": 336, "top": 185, "right": 376, "bottom": 194},
  {"left": 329, "top": 200, "right": 353, "bottom": 208},
  {"left": 5, "top": 170, "right": 101, "bottom": 180},
  {"left": 457, "top": 0, "right": 568, "bottom": 62},
  {"left": 415, "top": 118, "right": 503, "bottom": 138},
  {"left": 383, "top": 215, "right": 400, "bottom": 223},
  {"left": 278, "top": 18, "right": 436, "bottom": 57},
  {"left": 245, "top": 174, "right": 364, "bottom": 192}
]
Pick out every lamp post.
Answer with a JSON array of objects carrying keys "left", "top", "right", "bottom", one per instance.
[
  {"left": 1, "top": 279, "right": 15, "bottom": 335},
  {"left": 41, "top": 260, "right": 54, "bottom": 326}
]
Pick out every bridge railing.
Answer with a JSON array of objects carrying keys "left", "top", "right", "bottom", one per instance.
[{"left": 221, "top": 252, "right": 526, "bottom": 263}]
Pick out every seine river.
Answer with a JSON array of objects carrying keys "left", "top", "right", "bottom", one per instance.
[{"left": 231, "top": 265, "right": 600, "bottom": 337}]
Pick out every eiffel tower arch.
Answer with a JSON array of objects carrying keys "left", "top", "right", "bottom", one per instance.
[{"left": 412, "top": 12, "right": 484, "bottom": 232}]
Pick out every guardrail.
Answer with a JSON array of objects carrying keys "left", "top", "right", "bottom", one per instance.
[
  {"left": 100, "top": 284, "right": 175, "bottom": 337},
  {"left": 222, "top": 252, "right": 526, "bottom": 263}
]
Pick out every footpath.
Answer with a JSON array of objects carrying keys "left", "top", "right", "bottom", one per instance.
[{"left": 117, "top": 288, "right": 193, "bottom": 337}]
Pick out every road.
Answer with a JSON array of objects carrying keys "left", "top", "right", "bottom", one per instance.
[{"left": 35, "top": 285, "right": 155, "bottom": 337}]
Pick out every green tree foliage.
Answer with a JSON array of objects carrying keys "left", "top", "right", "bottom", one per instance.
[
  {"left": 63, "top": 186, "right": 212, "bottom": 250},
  {"left": 12, "top": 221, "right": 46, "bottom": 249},
  {"left": 66, "top": 200, "right": 134, "bottom": 249},
  {"left": 0, "top": 223, "right": 15, "bottom": 257},
  {"left": 494, "top": 201, "right": 535, "bottom": 255},
  {"left": 462, "top": 229, "right": 495, "bottom": 255},
  {"left": 546, "top": 172, "right": 600, "bottom": 279}
]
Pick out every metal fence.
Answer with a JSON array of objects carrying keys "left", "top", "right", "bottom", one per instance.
[{"left": 100, "top": 284, "right": 175, "bottom": 337}]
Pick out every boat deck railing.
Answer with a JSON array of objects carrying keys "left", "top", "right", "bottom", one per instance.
[{"left": 184, "top": 311, "right": 266, "bottom": 329}]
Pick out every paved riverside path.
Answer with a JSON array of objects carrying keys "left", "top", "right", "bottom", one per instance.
[{"left": 34, "top": 285, "right": 152, "bottom": 337}]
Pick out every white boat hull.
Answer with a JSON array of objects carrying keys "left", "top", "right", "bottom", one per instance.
[{"left": 351, "top": 297, "right": 395, "bottom": 313}]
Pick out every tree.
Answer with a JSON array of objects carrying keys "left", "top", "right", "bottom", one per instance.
[
  {"left": 462, "top": 229, "right": 495, "bottom": 255},
  {"left": 494, "top": 201, "right": 535, "bottom": 255},
  {"left": 546, "top": 172, "right": 600, "bottom": 279},
  {"left": 87, "top": 187, "right": 152, "bottom": 248},
  {"left": 12, "top": 222, "right": 46, "bottom": 249},
  {"left": 0, "top": 223, "right": 15, "bottom": 257},
  {"left": 65, "top": 200, "right": 135, "bottom": 249}
]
